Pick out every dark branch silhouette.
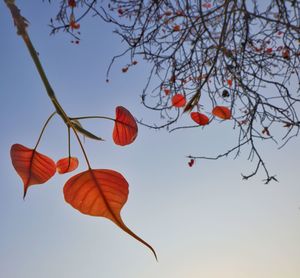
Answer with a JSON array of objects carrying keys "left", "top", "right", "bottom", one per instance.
[{"left": 48, "top": 0, "right": 300, "bottom": 182}]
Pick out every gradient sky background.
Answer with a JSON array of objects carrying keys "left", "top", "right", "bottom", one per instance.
[{"left": 1, "top": 1, "right": 300, "bottom": 277}]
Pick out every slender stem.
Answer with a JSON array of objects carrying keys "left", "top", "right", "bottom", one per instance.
[
  {"left": 34, "top": 112, "right": 56, "bottom": 150},
  {"left": 72, "top": 128, "right": 92, "bottom": 169},
  {"left": 67, "top": 127, "right": 71, "bottom": 158},
  {"left": 67, "top": 126, "right": 71, "bottom": 169},
  {"left": 70, "top": 116, "right": 115, "bottom": 122}
]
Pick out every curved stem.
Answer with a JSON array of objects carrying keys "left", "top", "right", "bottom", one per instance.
[
  {"left": 70, "top": 116, "right": 115, "bottom": 121},
  {"left": 34, "top": 112, "right": 56, "bottom": 150},
  {"left": 72, "top": 128, "right": 92, "bottom": 169}
]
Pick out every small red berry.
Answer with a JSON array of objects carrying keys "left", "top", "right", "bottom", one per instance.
[{"left": 68, "top": 0, "right": 76, "bottom": 8}]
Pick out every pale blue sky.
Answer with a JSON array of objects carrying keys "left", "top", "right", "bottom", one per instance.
[{"left": 1, "top": 1, "right": 300, "bottom": 278}]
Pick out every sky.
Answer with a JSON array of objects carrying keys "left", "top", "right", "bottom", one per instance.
[{"left": 1, "top": 1, "right": 300, "bottom": 278}]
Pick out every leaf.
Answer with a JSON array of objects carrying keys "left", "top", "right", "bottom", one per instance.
[
  {"left": 63, "top": 169, "right": 157, "bottom": 260},
  {"left": 183, "top": 89, "right": 201, "bottom": 113},
  {"left": 282, "top": 48, "right": 290, "bottom": 60},
  {"left": 163, "top": 88, "right": 170, "bottom": 95},
  {"left": 71, "top": 119, "right": 82, "bottom": 128},
  {"left": 72, "top": 121, "right": 104, "bottom": 141},
  {"left": 266, "top": 48, "right": 273, "bottom": 54},
  {"left": 56, "top": 157, "right": 79, "bottom": 174},
  {"left": 69, "top": 14, "right": 80, "bottom": 30},
  {"left": 283, "top": 121, "right": 292, "bottom": 128},
  {"left": 173, "top": 24, "right": 181, "bottom": 31},
  {"left": 190, "top": 112, "right": 209, "bottom": 125},
  {"left": 212, "top": 106, "right": 231, "bottom": 120},
  {"left": 10, "top": 144, "right": 56, "bottom": 198},
  {"left": 68, "top": 0, "right": 76, "bottom": 7},
  {"left": 113, "top": 106, "right": 138, "bottom": 146},
  {"left": 169, "top": 75, "right": 176, "bottom": 83},
  {"left": 202, "top": 2, "right": 212, "bottom": 8},
  {"left": 172, "top": 94, "right": 186, "bottom": 107},
  {"left": 262, "top": 127, "right": 271, "bottom": 136},
  {"left": 227, "top": 79, "right": 233, "bottom": 87},
  {"left": 188, "top": 159, "right": 195, "bottom": 167}
]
